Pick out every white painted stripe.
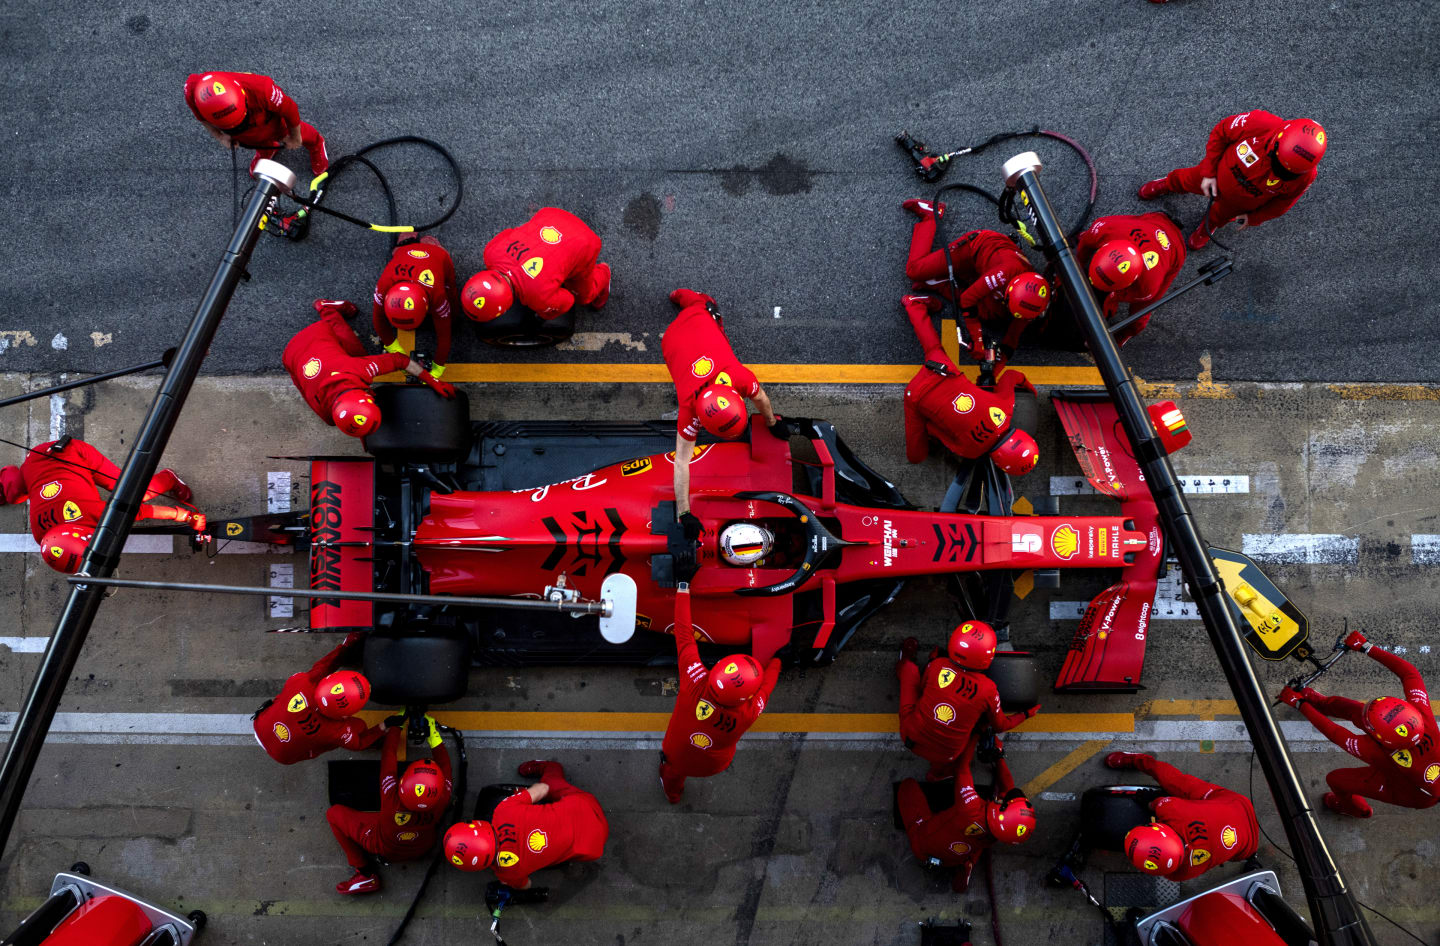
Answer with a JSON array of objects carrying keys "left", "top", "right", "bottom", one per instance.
[
  {"left": 266, "top": 471, "right": 292, "bottom": 514},
  {"left": 269, "top": 562, "right": 294, "bottom": 619},
  {"left": 1049, "top": 475, "right": 1249, "bottom": 496},
  {"left": 48, "top": 393, "right": 66, "bottom": 441},
  {"left": 1412, "top": 535, "right": 1440, "bottom": 566},
  {"left": 1037, "top": 792, "right": 1077, "bottom": 802},
  {"left": 0, "top": 534, "right": 172, "bottom": 554},
  {"left": 1241, "top": 533, "right": 1358, "bottom": 565},
  {"left": 0, "top": 637, "right": 49, "bottom": 653},
  {"left": 217, "top": 540, "right": 288, "bottom": 554},
  {"left": 1051, "top": 573, "right": 1200, "bottom": 621}
]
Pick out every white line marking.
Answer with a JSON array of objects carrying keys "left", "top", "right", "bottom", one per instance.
[
  {"left": 1412, "top": 535, "right": 1440, "bottom": 566},
  {"left": 0, "top": 638, "right": 49, "bottom": 653},
  {"left": 49, "top": 394, "right": 66, "bottom": 441},
  {"left": 1052, "top": 573, "right": 1199, "bottom": 621},
  {"left": 269, "top": 562, "right": 294, "bottom": 619},
  {"left": 50, "top": 333, "right": 68, "bottom": 351},
  {"left": 1037, "top": 792, "right": 1077, "bottom": 802},
  {"left": 216, "top": 541, "right": 288, "bottom": 554},
  {"left": 773, "top": 307, "right": 782, "bottom": 319},
  {"left": 0, "top": 534, "right": 171, "bottom": 554},
  {"left": 266, "top": 471, "right": 292, "bottom": 514},
  {"left": 90, "top": 332, "right": 112, "bottom": 348},
  {"left": 1241, "top": 533, "right": 1358, "bottom": 565},
  {"left": 1049, "top": 475, "right": 1249, "bottom": 496}
]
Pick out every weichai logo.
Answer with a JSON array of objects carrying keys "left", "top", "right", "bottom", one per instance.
[{"left": 310, "top": 479, "right": 344, "bottom": 607}]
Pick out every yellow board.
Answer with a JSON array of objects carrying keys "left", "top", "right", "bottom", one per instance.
[{"left": 1210, "top": 547, "right": 1309, "bottom": 660}]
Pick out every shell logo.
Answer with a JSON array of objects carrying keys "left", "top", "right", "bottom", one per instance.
[
  {"left": 1155, "top": 229, "right": 1170, "bottom": 250},
  {"left": 695, "top": 700, "right": 715, "bottom": 721},
  {"left": 287, "top": 693, "right": 308, "bottom": 713},
  {"left": 988, "top": 406, "right": 1007, "bottom": 427},
  {"left": 539, "top": 226, "right": 563, "bottom": 244},
  {"left": 933, "top": 703, "right": 956, "bottom": 725},
  {"left": 527, "top": 829, "right": 549, "bottom": 853},
  {"left": 302, "top": 357, "right": 322, "bottom": 380},
  {"left": 690, "top": 732, "right": 713, "bottom": 749},
  {"left": 394, "top": 812, "right": 411, "bottom": 826},
  {"left": 691, "top": 356, "right": 715, "bottom": 379},
  {"left": 1392, "top": 748, "right": 1414, "bottom": 768},
  {"left": 418, "top": 269, "right": 435, "bottom": 287},
  {"left": 1425, "top": 763, "right": 1439, "bottom": 784},
  {"left": 1221, "top": 826, "right": 1238, "bottom": 849},
  {"left": 952, "top": 393, "right": 974, "bottom": 414},
  {"left": 1142, "top": 250, "right": 1160, "bottom": 270},
  {"left": 39, "top": 481, "right": 61, "bottom": 500},
  {"left": 937, "top": 668, "right": 956, "bottom": 688},
  {"left": 272, "top": 722, "right": 290, "bottom": 743},
  {"left": 406, "top": 249, "right": 429, "bottom": 259},
  {"left": 1237, "top": 143, "right": 1250, "bottom": 156},
  {"left": 948, "top": 841, "right": 971, "bottom": 856},
  {"left": 397, "top": 831, "right": 418, "bottom": 843},
  {"left": 1051, "top": 525, "right": 1079, "bottom": 560},
  {"left": 497, "top": 851, "right": 520, "bottom": 868},
  {"left": 1189, "top": 848, "right": 1211, "bottom": 867}
]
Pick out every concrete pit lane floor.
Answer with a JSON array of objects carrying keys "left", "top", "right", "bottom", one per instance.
[{"left": 0, "top": 377, "right": 1437, "bottom": 946}]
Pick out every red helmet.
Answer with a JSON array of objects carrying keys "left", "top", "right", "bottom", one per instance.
[
  {"left": 947, "top": 621, "right": 998, "bottom": 670},
  {"left": 383, "top": 282, "right": 429, "bottom": 330},
  {"left": 315, "top": 671, "right": 370, "bottom": 719},
  {"left": 985, "top": 796, "right": 1036, "bottom": 844},
  {"left": 1124, "top": 821, "right": 1184, "bottom": 875},
  {"left": 401, "top": 759, "right": 450, "bottom": 812},
  {"left": 444, "top": 820, "right": 496, "bottom": 871},
  {"left": 193, "top": 76, "right": 248, "bottom": 130},
  {"left": 695, "top": 384, "right": 747, "bottom": 439},
  {"left": 461, "top": 271, "right": 514, "bottom": 322},
  {"left": 1004, "top": 273, "right": 1050, "bottom": 319},
  {"left": 990, "top": 429, "right": 1039, "bottom": 476},
  {"left": 331, "top": 389, "right": 380, "bottom": 438},
  {"left": 1273, "top": 119, "right": 1327, "bottom": 174},
  {"left": 40, "top": 525, "right": 93, "bottom": 574},
  {"left": 707, "top": 655, "right": 764, "bottom": 706},
  {"left": 1088, "top": 240, "right": 1143, "bottom": 291},
  {"left": 1361, "top": 697, "right": 1424, "bottom": 751}
]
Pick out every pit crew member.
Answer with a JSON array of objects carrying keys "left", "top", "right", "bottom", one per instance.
[
  {"left": 461, "top": 207, "right": 611, "bottom": 322},
  {"left": 252, "top": 632, "right": 385, "bottom": 765},
  {"left": 1074, "top": 212, "right": 1187, "bottom": 344},
  {"left": 184, "top": 71, "right": 329, "bottom": 177},
  {"left": 372, "top": 236, "right": 459, "bottom": 376}
]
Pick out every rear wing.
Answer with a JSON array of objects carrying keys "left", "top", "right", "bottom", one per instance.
[{"left": 309, "top": 458, "right": 376, "bottom": 632}]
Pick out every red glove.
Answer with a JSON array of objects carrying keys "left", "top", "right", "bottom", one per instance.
[
  {"left": 159, "top": 470, "right": 192, "bottom": 502},
  {"left": 342, "top": 630, "right": 366, "bottom": 650},
  {"left": 185, "top": 511, "right": 207, "bottom": 533},
  {"left": 313, "top": 299, "right": 357, "bottom": 318},
  {"left": 1277, "top": 686, "right": 1305, "bottom": 709},
  {"left": 420, "top": 374, "right": 456, "bottom": 399},
  {"left": 669, "top": 288, "right": 716, "bottom": 310},
  {"left": 1343, "top": 631, "right": 1370, "bottom": 653},
  {"left": 1023, "top": 704, "right": 1041, "bottom": 720}
]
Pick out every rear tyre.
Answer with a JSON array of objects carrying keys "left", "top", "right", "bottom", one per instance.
[
  {"left": 363, "top": 383, "right": 471, "bottom": 462},
  {"left": 363, "top": 629, "right": 474, "bottom": 706},
  {"left": 984, "top": 651, "right": 1039, "bottom": 711},
  {"left": 1079, "top": 785, "right": 1165, "bottom": 851},
  {"left": 474, "top": 783, "right": 530, "bottom": 821},
  {"left": 69, "top": 861, "right": 90, "bottom": 876},
  {"left": 475, "top": 308, "right": 576, "bottom": 348}
]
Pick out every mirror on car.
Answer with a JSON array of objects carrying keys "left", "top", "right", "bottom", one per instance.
[{"left": 598, "top": 573, "right": 638, "bottom": 644}]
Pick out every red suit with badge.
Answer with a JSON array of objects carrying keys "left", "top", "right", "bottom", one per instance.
[
  {"left": 283, "top": 303, "right": 410, "bottom": 427},
  {"left": 481, "top": 208, "right": 607, "bottom": 317},
  {"left": 1075, "top": 213, "right": 1187, "bottom": 342},
  {"left": 897, "top": 653, "right": 1029, "bottom": 779},
  {"left": 897, "top": 739, "right": 1018, "bottom": 890},
  {"left": 326, "top": 728, "right": 453, "bottom": 868},
  {"left": 662, "top": 290, "right": 762, "bottom": 441},
  {"left": 372, "top": 238, "right": 458, "bottom": 367},
  {"left": 1159, "top": 110, "right": 1319, "bottom": 231},
  {"left": 3, "top": 439, "right": 192, "bottom": 538},
  {"left": 489, "top": 762, "right": 609, "bottom": 889},
  {"left": 183, "top": 71, "right": 328, "bottom": 176},
  {"left": 1298, "top": 646, "right": 1439, "bottom": 815},
  {"left": 902, "top": 295, "right": 1034, "bottom": 464},
  {"left": 1122, "top": 754, "right": 1259, "bottom": 880},
  {"left": 904, "top": 215, "right": 1037, "bottom": 358},
  {"left": 252, "top": 634, "right": 382, "bottom": 765}
]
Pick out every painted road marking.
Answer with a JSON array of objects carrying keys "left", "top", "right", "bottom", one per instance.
[
  {"left": 49, "top": 393, "right": 66, "bottom": 441},
  {"left": 1241, "top": 533, "right": 1359, "bottom": 565},
  {"left": 268, "top": 562, "right": 294, "bottom": 619},
  {"left": 378, "top": 363, "right": 1105, "bottom": 386},
  {"left": 1022, "top": 739, "right": 1111, "bottom": 797},
  {"left": 1049, "top": 475, "right": 1250, "bottom": 496},
  {"left": 0, "top": 638, "right": 49, "bottom": 653},
  {"left": 1052, "top": 573, "right": 1199, "bottom": 621},
  {"left": 0, "top": 533, "right": 171, "bottom": 554},
  {"left": 1412, "top": 535, "right": 1440, "bottom": 565},
  {"left": 267, "top": 471, "right": 292, "bottom": 513}
]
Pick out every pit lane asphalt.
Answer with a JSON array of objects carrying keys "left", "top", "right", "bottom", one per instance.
[{"left": 0, "top": 0, "right": 1436, "bottom": 382}]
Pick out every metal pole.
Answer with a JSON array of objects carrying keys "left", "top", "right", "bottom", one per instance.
[
  {"left": 0, "top": 160, "right": 298, "bottom": 856},
  {"left": 1001, "top": 153, "right": 1374, "bottom": 945},
  {"left": 0, "top": 350, "right": 175, "bottom": 412}
]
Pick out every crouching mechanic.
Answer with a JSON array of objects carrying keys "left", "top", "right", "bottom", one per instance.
[
  {"left": 444, "top": 760, "right": 609, "bottom": 889},
  {"left": 1075, "top": 213, "right": 1187, "bottom": 345},
  {"left": 1139, "top": 110, "right": 1327, "bottom": 250},
  {"left": 462, "top": 207, "right": 612, "bottom": 323},
  {"left": 901, "top": 294, "right": 1039, "bottom": 476},
  {"left": 659, "top": 583, "right": 781, "bottom": 803},
  {"left": 252, "top": 631, "right": 386, "bottom": 764},
  {"left": 1109, "top": 752, "right": 1258, "bottom": 880},
  {"left": 373, "top": 237, "right": 459, "bottom": 377},
  {"left": 896, "top": 621, "right": 1040, "bottom": 780},
  {"left": 902, "top": 199, "right": 1050, "bottom": 366},
  {"left": 183, "top": 71, "right": 329, "bottom": 178},
  {"left": 327, "top": 715, "right": 452, "bottom": 894},
  {"left": 1277, "top": 630, "right": 1438, "bottom": 817},
  {"left": 897, "top": 736, "right": 1036, "bottom": 892},
  {"left": 284, "top": 299, "right": 454, "bottom": 439},
  {"left": 0, "top": 438, "right": 205, "bottom": 574}
]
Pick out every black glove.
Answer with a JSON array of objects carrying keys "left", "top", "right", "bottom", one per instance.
[
  {"left": 384, "top": 714, "right": 407, "bottom": 729},
  {"left": 679, "top": 512, "right": 703, "bottom": 542},
  {"left": 975, "top": 735, "right": 1004, "bottom": 764},
  {"left": 767, "top": 416, "right": 795, "bottom": 439}
]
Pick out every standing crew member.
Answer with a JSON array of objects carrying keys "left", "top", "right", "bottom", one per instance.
[
  {"left": 1277, "top": 630, "right": 1438, "bottom": 817},
  {"left": 462, "top": 207, "right": 612, "bottom": 322},
  {"left": 183, "top": 71, "right": 329, "bottom": 177},
  {"left": 902, "top": 199, "right": 1050, "bottom": 365},
  {"left": 658, "top": 584, "right": 781, "bottom": 803},
  {"left": 326, "top": 715, "right": 453, "bottom": 895},
  {"left": 901, "top": 294, "right": 1039, "bottom": 476},
  {"left": 1108, "top": 751, "right": 1259, "bottom": 880},
  {"left": 372, "top": 237, "right": 459, "bottom": 377},
  {"left": 897, "top": 736, "right": 1037, "bottom": 892},
  {"left": 252, "top": 631, "right": 386, "bottom": 765},
  {"left": 1074, "top": 212, "right": 1187, "bottom": 344},
  {"left": 284, "top": 299, "right": 454, "bottom": 439},
  {"left": 0, "top": 438, "right": 205, "bottom": 574},
  {"left": 896, "top": 622, "right": 1040, "bottom": 780},
  {"left": 443, "top": 760, "right": 609, "bottom": 889},
  {"left": 661, "top": 289, "right": 780, "bottom": 527},
  {"left": 1138, "top": 111, "right": 1327, "bottom": 250}
]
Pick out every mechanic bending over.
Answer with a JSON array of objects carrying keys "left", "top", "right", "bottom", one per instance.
[
  {"left": 327, "top": 714, "right": 452, "bottom": 895},
  {"left": 659, "top": 583, "right": 782, "bottom": 803},
  {"left": 184, "top": 70, "right": 329, "bottom": 179},
  {"left": 1278, "top": 630, "right": 1439, "bottom": 818},
  {"left": 896, "top": 622, "right": 1040, "bottom": 780},
  {"left": 0, "top": 438, "right": 205, "bottom": 574},
  {"left": 373, "top": 236, "right": 459, "bottom": 378},
  {"left": 445, "top": 760, "right": 609, "bottom": 890},
  {"left": 1109, "top": 751, "right": 1258, "bottom": 880},
  {"left": 462, "top": 207, "right": 612, "bottom": 322},
  {"left": 284, "top": 299, "right": 454, "bottom": 440},
  {"left": 901, "top": 294, "right": 1039, "bottom": 477},
  {"left": 661, "top": 288, "right": 781, "bottom": 527},
  {"left": 252, "top": 632, "right": 388, "bottom": 765},
  {"left": 1139, "top": 110, "right": 1326, "bottom": 250},
  {"left": 901, "top": 198, "right": 1050, "bottom": 368},
  {"left": 1074, "top": 211, "right": 1186, "bottom": 345}
]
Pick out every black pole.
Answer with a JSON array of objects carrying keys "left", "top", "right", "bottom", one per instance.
[
  {"left": 0, "top": 350, "right": 175, "bottom": 411},
  {"left": 1106, "top": 258, "right": 1234, "bottom": 337},
  {"left": 0, "top": 160, "right": 297, "bottom": 857},
  {"left": 1000, "top": 152, "right": 1372, "bottom": 944}
]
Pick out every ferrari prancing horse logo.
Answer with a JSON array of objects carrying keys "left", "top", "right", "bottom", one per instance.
[
  {"left": 695, "top": 699, "right": 715, "bottom": 721},
  {"left": 287, "top": 694, "right": 308, "bottom": 713}
]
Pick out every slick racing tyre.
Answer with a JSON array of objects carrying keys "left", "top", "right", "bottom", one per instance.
[
  {"left": 475, "top": 307, "right": 576, "bottom": 348},
  {"left": 363, "top": 382, "right": 471, "bottom": 462},
  {"left": 984, "top": 651, "right": 1039, "bottom": 711},
  {"left": 474, "top": 783, "right": 529, "bottom": 821},
  {"left": 363, "top": 629, "right": 473, "bottom": 706},
  {"left": 1079, "top": 785, "right": 1165, "bottom": 851}
]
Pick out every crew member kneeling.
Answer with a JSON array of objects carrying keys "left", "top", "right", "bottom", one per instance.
[
  {"left": 1075, "top": 213, "right": 1186, "bottom": 344},
  {"left": 462, "top": 208, "right": 611, "bottom": 323},
  {"left": 372, "top": 237, "right": 459, "bottom": 378},
  {"left": 252, "top": 632, "right": 385, "bottom": 765}
]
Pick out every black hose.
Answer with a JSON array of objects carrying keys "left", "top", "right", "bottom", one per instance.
[{"left": 292, "top": 135, "right": 463, "bottom": 237}]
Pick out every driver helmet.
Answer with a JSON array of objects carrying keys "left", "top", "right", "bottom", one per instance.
[
  {"left": 1361, "top": 696, "right": 1424, "bottom": 750},
  {"left": 719, "top": 522, "right": 774, "bottom": 566}
]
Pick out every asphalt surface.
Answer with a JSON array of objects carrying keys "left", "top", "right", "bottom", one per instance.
[{"left": 0, "top": 0, "right": 1436, "bottom": 380}]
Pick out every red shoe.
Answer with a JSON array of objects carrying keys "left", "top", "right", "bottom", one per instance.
[
  {"left": 162, "top": 471, "right": 193, "bottom": 503},
  {"left": 590, "top": 263, "right": 612, "bottom": 310},
  {"left": 336, "top": 870, "right": 379, "bottom": 895},
  {"left": 517, "top": 760, "right": 551, "bottom": 778},
  {"left": 900, "top": 637, "right": 919, "bottom": 661},
  {"left": 1105, "top": 751, "right": 1145, "bottom": 769},
  {"left": 1323, "top": 792, "right": 1373, "bottom": 819},
  {"left": 1186, "top": 226, "right": 1211, "bottom": 251},
  {"left": 1137, "top": 178, "right": 1171, "bottom": 200},
  {"left": 902, "top": 197, "right": 941, "bottom": 219}
]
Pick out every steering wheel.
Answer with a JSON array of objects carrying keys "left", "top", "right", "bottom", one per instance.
[{"left": 728, "top": 491, "right": 847, "bottom": 596}]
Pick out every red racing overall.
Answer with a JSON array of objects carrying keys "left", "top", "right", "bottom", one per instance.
[
  {"left": 902, "top": 295, "right": 1034, "bottom": 464},
  {"left": 183, "top": 71, "right": 329, "bottom": 176},
  {"left": 1127, "top": 754, "right": 1259, "bottom": 880},
  {"left": 326, "top": 728, "right": 453, "bottom": 869},
  {"left": 283, "top": 303, "right": 411, "bottom": 427},
  {"left": 481, "top": 208, "right": 607, "bottom": 317},
  {"left": 489, "top": 762, "right": 609, "bottom": 889},
  {"left": 904, "top": 215, "right": 1036, "bottom": 358},
  {"left": 661, "top": 290, "right": 762, "bottom": 441},
  {"left": 371, "top": 238, "right": 458, "bottom": 368},
  {"left": 1299, "top": 646, "right": 1439, "bottom": 816},
  {"left": 252, "top": 633, "right": 383, "bottom": 765},
  {"left": 897, "top": 738, "right": 1018, "bottom": 891},
  {"left": 6, "top": 439, "right": 191, "bottom": 538},
  {"left": 1075, "top": 213, "right": 1187, "bottom": 342},
  {"left": 897, "top": 654, "right": 1028, "bottom": 779}
]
